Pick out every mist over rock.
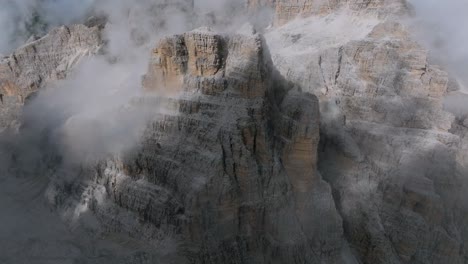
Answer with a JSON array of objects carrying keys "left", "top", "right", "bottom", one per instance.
[
  {"left": 1, "top": 0, "right": 468, "bottom": 264},
  {"left": 0, "top": 23, "right": 102, "bottom": 130}
]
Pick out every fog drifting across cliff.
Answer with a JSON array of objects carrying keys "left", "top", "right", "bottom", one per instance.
[
  {"left": 14, "top": 0, "right": 275, "bottom": 164},
  {"left": 0, "top": 1, "right": 247, "bottom": 263},
  {"left": 0, "top": 0, "right": 249, "bottom": 162}
]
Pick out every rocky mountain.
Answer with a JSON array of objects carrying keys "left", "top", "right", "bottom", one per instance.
[{"left": 1, "top": 0, "right": 468, "bottom": 264}]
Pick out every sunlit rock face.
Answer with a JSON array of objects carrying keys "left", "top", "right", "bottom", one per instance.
[{"left": 0, "top": 24, "right": 102, "bottom": 130}]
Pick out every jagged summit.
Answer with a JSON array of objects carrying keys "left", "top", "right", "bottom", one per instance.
[{"left": 143, "top": 26, "right": 268, "bottom": 98}]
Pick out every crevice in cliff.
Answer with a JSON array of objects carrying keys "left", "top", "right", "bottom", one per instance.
[
  {"left": 419, "top": 64, "right": 428, "bottom": 80},
  {"left": 317, "top": 132, "right": 362, "bottom": 262},
  {"left": 335, "top": 46, "right": 344, "bottom": 85}
]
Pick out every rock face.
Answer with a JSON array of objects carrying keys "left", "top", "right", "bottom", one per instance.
[
  {"left": 0, "top": 24, "right": 102, "bottom": 130},
  {"left": 48, "top": 27, "right": 349, "bottom": 263}
]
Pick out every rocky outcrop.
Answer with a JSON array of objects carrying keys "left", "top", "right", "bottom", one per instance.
[{"left": 0, "top": 24, "right": 102, "bottom": 130}]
